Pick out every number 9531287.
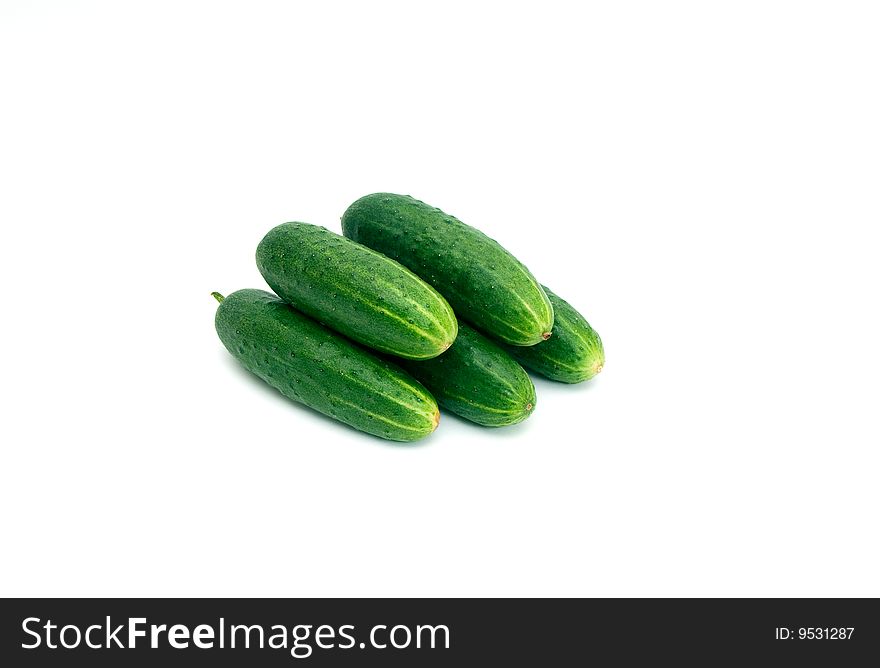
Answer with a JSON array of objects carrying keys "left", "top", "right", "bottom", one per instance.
[{"left": 798, "top": 628, "right": 853, "bottom": 640}]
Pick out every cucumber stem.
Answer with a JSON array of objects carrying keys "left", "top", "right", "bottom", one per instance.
[{"left": 211, "top": 292, "right": 225, "bottom": 303}]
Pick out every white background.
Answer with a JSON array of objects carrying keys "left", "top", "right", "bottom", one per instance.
[{"left": 1, "top": 1, "right": 878, "bottom": 597}]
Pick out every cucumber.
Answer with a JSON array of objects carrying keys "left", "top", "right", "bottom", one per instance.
[
  {"left": 397, "top": 323, "right": 536, "bottom": 427},
  {"left": 213, "top": 289, "right": 440, "bottom": 442},
  {"left": 502, "top": 286, "right": 604, "bottom": 383},
  {"left": 341, "top": 194, "right": 554, "bottom": 346},
  {"left": 256, "top": 222, "right": 458, "bottom": 360}
]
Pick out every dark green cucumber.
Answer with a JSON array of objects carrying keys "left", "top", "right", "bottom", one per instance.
[
  {"left": 397, "top": 323, "right": 536, "bottom": 427},
  {"left": 502, "top": 286, "right": 604, "bottom": 383},
  {"left": 213, "top": 289, "right": 439, "bottom": 442},
  {"left": 341, "top": 194, "right": 554, "bottom": 346},
  {"left": 256, "top": 222, "right": 457, "bottom": 360}
]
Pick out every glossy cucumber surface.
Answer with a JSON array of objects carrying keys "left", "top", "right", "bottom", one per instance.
[
  {"left": 341, "top": 194, "right": 553, "bottom": 346},
  {"left": 257, "top": 222, "right": 457, "bottom": 360},
  {"left": 502, "top": 286, "right": 604, "bottom": 383},
  {"left": 214, "top": 289, "right": 440, "bottom": 441},
  {"left": 398, "top": 323, "right": 536, "bottom": 427}
]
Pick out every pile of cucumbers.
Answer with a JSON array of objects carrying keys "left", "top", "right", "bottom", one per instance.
[{"left": 213, "top": 193, "right": 604, "bottom": 442}]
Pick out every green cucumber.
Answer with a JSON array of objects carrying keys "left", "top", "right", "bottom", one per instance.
[
  {"left": 256, "top": 222, "right": 458, "bottom": 360},
  {"left": 213, "top": 289, "right": 439, "bottom": 442},
  {"left": 341, "top": 194, "right": 554, "bottom": 346},
  {"left": 397, "top": 323, "right": 536, "bottom": 427},
  {"left": 502, "top": 286, "right": 604, "bottom": 383}
]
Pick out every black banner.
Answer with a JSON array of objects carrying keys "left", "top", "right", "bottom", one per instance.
[{"left": 1, "top": 598, "right": 876, "bottom": 665}]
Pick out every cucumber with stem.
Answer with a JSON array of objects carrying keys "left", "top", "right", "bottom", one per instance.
[{"left": 213, "top": 289, "right": 440, "bottom": 442}]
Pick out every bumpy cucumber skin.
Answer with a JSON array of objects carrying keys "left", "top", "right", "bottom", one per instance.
[
  {"left": 341, "top": 194, "right": 554, "bottom": 347},
  {"left": 397, "top": 323, "right": 536, "bottom": 427},
  {"left": 502, "top": 286, "right": 604, "bottom": 383},
  {"left": 256, "top": 223, "right": 458, "bottom": 360},
  {"left": 215, "top": 289, "right": 440, "bottom": 442}
]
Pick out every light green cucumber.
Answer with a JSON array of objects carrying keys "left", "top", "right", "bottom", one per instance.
[
  {"left": 256, "top": 222, "right": 458, "bottom": 360},
  {"left": 341, "top": 194, "right": 553, "bottom": 346},
  {"left": 213, "top": 289, "right": 440, "bottom": 442},
  {"left": 502, "top": 286, "right": 604, "bottom": 383},
  {"left": 397, "top": 323, "right": 536, "bottom": 427}
]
